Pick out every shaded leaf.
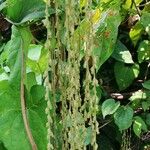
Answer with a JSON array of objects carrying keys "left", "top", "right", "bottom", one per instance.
[
  {"left": 146, "top": 113, "right": 150, "bottom": 126},
  {"left": 30, "top": 85, "right": 45, "bottom": 103},
  {"left": 133, "top": 116, "right": 147, "bottom": 137},
  {"left": 142, "top": 80, "right": 150, "bottom": 90},
  {"left": 114, "top": 106, "right": 133, "bottom": 130},
  {"left": 114, "top": 62, "right": 139, "bottom": 90},
  {"left": 142, "top": 101, "right": 150, "bottom": 111},
  {"left": 141, "top": 12, "right": 150, "bottom": 35},
  {"left": 5, "top": 0, "right": 54, "bottom": 24}
]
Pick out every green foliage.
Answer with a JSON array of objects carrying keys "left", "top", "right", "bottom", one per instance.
[
  {"left": 0, "top": 0, "right": 150, "bottom": 149},
  {"left": 93, "top": 8, "right": 121, "bottom": 70},
  {"left": 112, "top": 40, "right": 134, "bottom": 63},
  {"left": 114, "top": 62, "right": 139, "bottom": 90},
  {"left": 146, "top": 113, "right": 150, "bottom": 126},
  {"left": 129, "top": 90, "right": 146, "bottom": 101},
  {"left": 0, "top": 80, "right": 47, "bottom": 150},
  {"left": 5, "top": 0, "right": 46, "bottom": 24},
  {"left": 101, "top": 99, "right": 120, "bottom": 118},
  {"left": 114, "top": 106, "right": 134, "bottom": 130},
  {"left": 142, "top": 80, "right": 150, "bottom": 90},
  {"left": 133, "top": 116, "right": 147, "bottom": 137},
  {"left": 138, "top": 40, "right": 150, "bottom": 63}
]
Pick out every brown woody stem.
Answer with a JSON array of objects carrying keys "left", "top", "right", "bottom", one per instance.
[{"left": 21, "top": 44, "right": 38, "bottom": 150}]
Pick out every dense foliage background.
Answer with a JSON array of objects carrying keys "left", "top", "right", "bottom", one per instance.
[{"left": 0, "top": 0, "right": 150, "bottom": 150}]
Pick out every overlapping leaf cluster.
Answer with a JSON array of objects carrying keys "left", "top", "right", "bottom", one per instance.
[{"left": 0, "top": 0, "right": 149, "bottom": 149}]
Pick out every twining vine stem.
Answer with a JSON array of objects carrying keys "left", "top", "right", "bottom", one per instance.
[{"left": 20, "top": 39, "right": 38, "bottom": 150}]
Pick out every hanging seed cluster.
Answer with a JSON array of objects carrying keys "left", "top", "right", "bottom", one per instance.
[
  {"left": 44, "top": 1, "right": 55, "bottom": 149},
  {"left": 121, "top": 128, "right": 131, "bottom": 150},
  {"left": 44, "top": 0, "right": 99, "bottom": 149}
]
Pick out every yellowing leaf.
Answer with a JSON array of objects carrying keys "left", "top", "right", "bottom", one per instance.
[
  {"left": 91, "top": 9, "right": 101, "bottom": 24},
  {"left": 130, "top": 23, "right": 143, "bottom": 46},
  {"left": 80, "top": 0, "right": 88, "bottom": 8}
]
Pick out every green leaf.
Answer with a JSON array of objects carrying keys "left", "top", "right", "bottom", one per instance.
[
  {"left": 28, "top": 44, "right": 43, "bottom": 61},
  {"left": 0, "top": 1, "right": 6, "bottom": 11},
  {"left": 74, "top": 6, "right": 121, "bottom": 71},
  {"left": 26, "top": 72, "right": 37, "bottom": 91},
  {"left": 114, "top": 106, "right": 133, "bottom": 130},
  {"left": 0, "top": 80, "right": 47, "bottom": 150},
  {"left": 142, "top": 80, "right": 150, "bottom": 90},
  {"left": 114, "top": 62, "right": 139, "bottom": 90},
  {"left": 133, "top": 116, "right": 147, "bottom": 137},
  {"left": 0, "top": 72, "right": 8, "bottom": 81},
  {"left": 138, "top": 40, "right": 150, "bottom": 63},
  {"left": 5, "top": 0, "right": 54, "bottom": 24},
  {"left": 133, "top": 119, "right": 142, "bottom": 137},
  {"left": 30, "top": 85, "right": 45, "bottom": 103},
  {"left": 141, "top": 12, "right": 150, "bottom": 35},
  {"left": 27, "top": 47, "right": 48, "bottom": 74},
  {"left": 129, "top": 90, "right": 146, "bottom": 101},
  {"left": 1, "top": 26, "right": 22, "bottom": 86},
  {"left": 102, "top": 99, "right": 120, "bottom": 118},
  {"left": 142, "top": 101, "right": 150, "bottom": 111},
  {"left": 1, "top": 26, "right": 32, "bottom": 88},
  {"left": 0, "top": 111, "right": 31, "bottom": 150},
  {"left": 129, "top": 22, "right": 143, "bottom": 46},
  {"left": 112, "top": 40, "right": 134, "bottom": 63},
  {"left": 93, "top": 8, "right": 121, "bottom": 70},
  {"left": 146, "top": 113, "right": 150, "bottom": 126},
  {"left": 0, "top": 141, "right": 6, "bottom": 150},
  {"left": 0, "top": 80, "right": 9, "bottom": 93}
]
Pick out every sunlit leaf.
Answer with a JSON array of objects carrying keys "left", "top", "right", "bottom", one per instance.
[
  {"left": 129, "top": 90, "right": 146, "bottom": 101},
  {"left": 112, "top": 40, "right": 134, "bottom": 63},
  {"left": 28, "top": 44, "right": 43, "bottom": 61},
  {"left": 102, "top": 99, "right": 120, "bottom": 118},
  {"left": 138, "top": 40, "right": 150, "bottom": 63},
  {"left": 0, "top": 80, "right": 47, "bottom": 150},
  {"left": 133, "top": 116, "right": 147, "bottom": 137}
]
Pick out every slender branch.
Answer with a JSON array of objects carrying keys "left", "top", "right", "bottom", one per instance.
[
  {"left": 144, "top": 62, "right": 150, "bottom": 81},
  {"left": 99, "top": 120, "right": 112, "bottom": 129},
  {"left": 21, "top": 42, "right": 38, "bottom": 150},
  {"left": 132, "top": 0, "right": 141, "bottom": 16},
  {"left": 137, "top": 1, "right": 150, "bottom": 7},
  {"left": 110, "top": 92, "right": 133, "bottom": 100}
]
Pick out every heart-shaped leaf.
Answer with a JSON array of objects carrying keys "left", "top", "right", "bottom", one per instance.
[
  {"left": 114, "top": 106, "right": 133, "bottom": 130},
  {"left": 102, "top": 99, "right": 120, "bottom": 118}
]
